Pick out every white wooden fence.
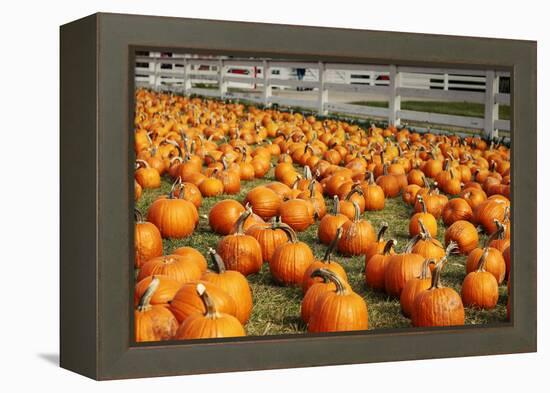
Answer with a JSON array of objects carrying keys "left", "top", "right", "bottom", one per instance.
[{"left": 135, "top": 53, "right": 510, "bottom": 139}]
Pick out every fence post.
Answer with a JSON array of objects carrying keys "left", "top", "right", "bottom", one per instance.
[
  {"left": 443, "top": 73, "right": 449, "bottom": 91},
  {"left": 262, "top": 60, "right": 272, "bottom": 107},
  {"left": 318, "top": 61, "right": 328, "bottom": 115},
  {"left": 484, "top": 70, "right": 498, "bottom": 140},
  {"left": 183, "top": 58, "right": 190, "bottom": 95},
  {"left": 369, "top": 70, "right": 376, "bottom": 86},
  {"left": 388, "top": 65, "right": 401, "bottom": 126},
  {"left": 218, "top": 59, "right": 227, "bottom": 100}
]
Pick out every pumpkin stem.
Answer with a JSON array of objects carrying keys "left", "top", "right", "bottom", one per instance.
[
  {"left": 419, "top": 258, "right": 436, "bottom": 280},
  {"left": 382, "top": 163, "right": 389, "bottom": 176},
  {"left": 134, "top": 208, "right": 144, "bottom": 223},
  {"left": 137, "top": 276, "right": 160, "bottom": 312},
  {"left": 332, "top": 195, "right": 341, "bottom": 215},
  {"left": 445, "top": 241, "right": 459, "bottom": 256},
  {"left": 352, "top": 201, "right": 361, "bottom": 223},
  {"left": 417, "top": 218, "right": 432, "bottom": 240},
  {"left": 311, "top": 268, "right": 347, "bottom": 295},
  {"left": 492, "top": 219, "right": 507, "bottom": 241},
  {"left": 366, "top": 171, "right": 376, "bottom": 185},
  {"left": 345, "top": 185, "right": 364, "bottom": 201},
  {"left": 275, "top": 222, "right": 299, "bottom": 243},
  {"left": 417, "top": 194, "right": 427, "bottom": 214},
  {"left": 303, "top": 165, "right": 312, "bottom": 180},
  {"left": 383, "top": 239, "right": 397, "bottom": 255},
  {"left": 136, "top": 159, "right": 149, "bottom": 169},
  {"left": 376, "top": 222, "right": 389, "bottom": 242},
  {"left": 429, "top": 257, "right": 447, "bottom": 290},
  {"left": 404, "top": 235, "right": 420, "bottom": 253},
  {"left": 196, "top": 283, "right": 219, "bottom": 319},
  {"left": 323, "top": 226, "right": 343, "bottom": 263},
  {"left": 476, "top": 247, "right": 490, "bottom": 272},
  {"left": 221, "top": 156, "right": 229, "bottom": 171},
  {"left": 422, "top": 175, "right": 430, "bottom": 189},
  {"left": 208, "top": 248, "right": 226, "bottom": 274},
  {"left": 233, "top": 206, "right": 252, "bottom": 235},
  {"left": 308, "top": 179, "right": 317, "bottom": 197}
]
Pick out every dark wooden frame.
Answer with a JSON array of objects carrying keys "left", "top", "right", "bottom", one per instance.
[{"left": 60, "top": 12, "right": 537, "bottom": 380}]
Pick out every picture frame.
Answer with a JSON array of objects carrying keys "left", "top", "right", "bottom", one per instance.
[{"left": 60, "top": 12, "right": 536, "bottom": 380}]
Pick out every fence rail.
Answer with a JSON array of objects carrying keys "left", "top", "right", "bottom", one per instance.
[{"left": 135, "top": 53, "right": 511, "bottom": 138}]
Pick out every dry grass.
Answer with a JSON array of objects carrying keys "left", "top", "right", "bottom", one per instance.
[{"left": 135, "top": 163, "right": 508, "bottom": 336}]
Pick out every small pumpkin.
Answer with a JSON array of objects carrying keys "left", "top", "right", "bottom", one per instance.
[
  {"left": 172, "top": 246, "right": 208, "bottom": 273},
  {"left": 216, "top": 207, "right": 263, "bottom": 276},
  {"left": 365, "top": 238, "right": 396, "bottom": 291},
  {"left": 364, "top": 222, "right": 390, "bottom": 264},
  {"left": 317, "top": 196, "right": 350, "bottom": 245},
  {"left": 169, "top": 280, "right": 237, "bottom": 323},
  {"left": 338, "top": 201, "right": 376, "bottom": 256},
  {"left": 147, "top": 189, "right": 198, "bottom": 239},
  {"left": 410, "top": 219, "right": 446, "bottom": 262},
  {"left": 174, "top": 283, "right": 245, "bottom": 339},
  {"left": 135, "top": 277, "right": 179, "bottom": 342},
  {"left": 134, "top": 209, "right": 163, "bottom": 268},
  {"left": 461, "top": 248, "right": 499, "bottom": 309},
  {"left": 279, "top": 198, "right": 315, "bottom": 232},
  {"left": 361, "top": 171, "right": 385, "bottom": 211},
  {"left": 244, "top": 186, "right": 282, "bottom": 220},
  {"left": 246, "top": 216, "right": 288, "bottom": 263},
  {"left": 384, "top": 238, "right": 426, "bottom": 297},
  {"left": 134, "top": 275, "right": 182, "bottom": 307},
  {"left": 441, "top": 197, "right": 473, "bottom": 227},
  {"left": 269, "top": 223, "right": 314, "bottom": 286},
  {"left": 209, "top": 199, "right": 245, "bottom": 235},
  {"left": 135, "top": 159, "right": 161, "bottom": 189},
  {"left": 400, "top": 258, "right": 435, "bottom": 318},
  {"left": 137, "top": 254, "right": 203, "bottom": 284},
  {"left": 444, "top": 220, "right": 479, "bottom": 255},
  {"left": 409, "top": 195, "right": 438, "bottom": 238},
  {"left": 302, "top": 226, "right": 348, "bottom": 293}
]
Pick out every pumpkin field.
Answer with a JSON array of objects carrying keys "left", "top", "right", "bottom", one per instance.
[{"left": 133, "top": 88, "right": 511, "bottom": 342}]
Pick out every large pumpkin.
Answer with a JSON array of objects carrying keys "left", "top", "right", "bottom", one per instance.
[
  {"left": 202, "top": 249, "right": 253, "bottom": 324},
  {"left": 279, "top": 198, "right": 315, "bottom": 232},
  {"left": 400, "top": 258, "right": 434, "bottom": 318},
  {"left": 208, "top": 199, "right": 245, "bottom": 235},
  {"left": 444, "top": 220, "right": 479, "bottom": 254},
  {"left": 384, "top": 239, "right": 426, "bottom": 297},
  {"left": 307, "top": 269, "right": 369, "bottom": 332},
  {"left": 411, "top": 254, "right": 465, "bottom": 327}
]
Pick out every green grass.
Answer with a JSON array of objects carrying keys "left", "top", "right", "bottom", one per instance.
[
  {"left": 136, "top": 164, "right": 508, "bottom": 337},
  {"left": 350, "top": 100, "right": 511, "bottom": 120}
]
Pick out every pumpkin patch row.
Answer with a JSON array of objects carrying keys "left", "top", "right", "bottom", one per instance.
[{"left": 133, "top": 88, "right": 511, "bottom": 341}]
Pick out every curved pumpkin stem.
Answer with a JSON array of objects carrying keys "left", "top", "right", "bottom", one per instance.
[
  {"left": 404, "top": 235, "right": 421, "bottom": 253},
  {"left": 352, "top": 201, "right": 362, "bottom": 223},
  {"left": 274, "top": 222, "right": 299, "bottom": 243},
  {"left": 429, "top": 257, "right": 447, "bottom": 290},
  {"left": 303, "top": 165, "right": 312, "bottom": 180},
  {"left": 445, "top": 241, "right": 459, "bottom": 256},
  {"left": 196, "top": 283, "right": 219, "bottom": 319},
  {"left": 417, "top": 218, "right": 432, "bottom": 240},
  {"left": 416, "top": 195, "right": 427, "bottom": 214},
  {"left": 208, "top": 248, "right": 226, "bottom": 274},
  {"left": 311, "top": 268, "right": 347, "bottom": 295},
  {"left": 419, "top": 258, "right": 436, "bottom": 280},
  {"left": 345, "top": 184, "right": 364, "bottom": 201},
  {"left": 383, "top": 239, "right": 397, "bottom": 255},
  {"left": 377, "top": 222, "right": 389, "bottom": 242},
  {"left": 366, "top": 171, "right": 375, "bottom": 185},
  {"left": 232, "top": 206, "right": 252, "bottom": 235},
  {"left": 332, "top": 195, "right": 341, "bottom": 215},
  {"left": 492, "top": 219, "right": 506, "bottom": 241},
  {"left": 134, "top": 208, "right": 145, "bottom": 223},
  {"left": 136, "top": 159, "right": 150, "bottom": 169},
  {"left": 422, "top": 175, "right": 431, "bottom": 189},
  {"left": 323, "top": 226, "right": 343, "bottom": 263},
  {"left": 137, "top": 276, "right": 160, "bottom": 312},
  {"left": 476, "top": 247, "right": 490, "bottom": 273}
]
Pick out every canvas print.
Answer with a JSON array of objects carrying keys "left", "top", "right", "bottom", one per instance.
[{"left": 132, "top": 51, "right": 511, "bottom": 342}]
